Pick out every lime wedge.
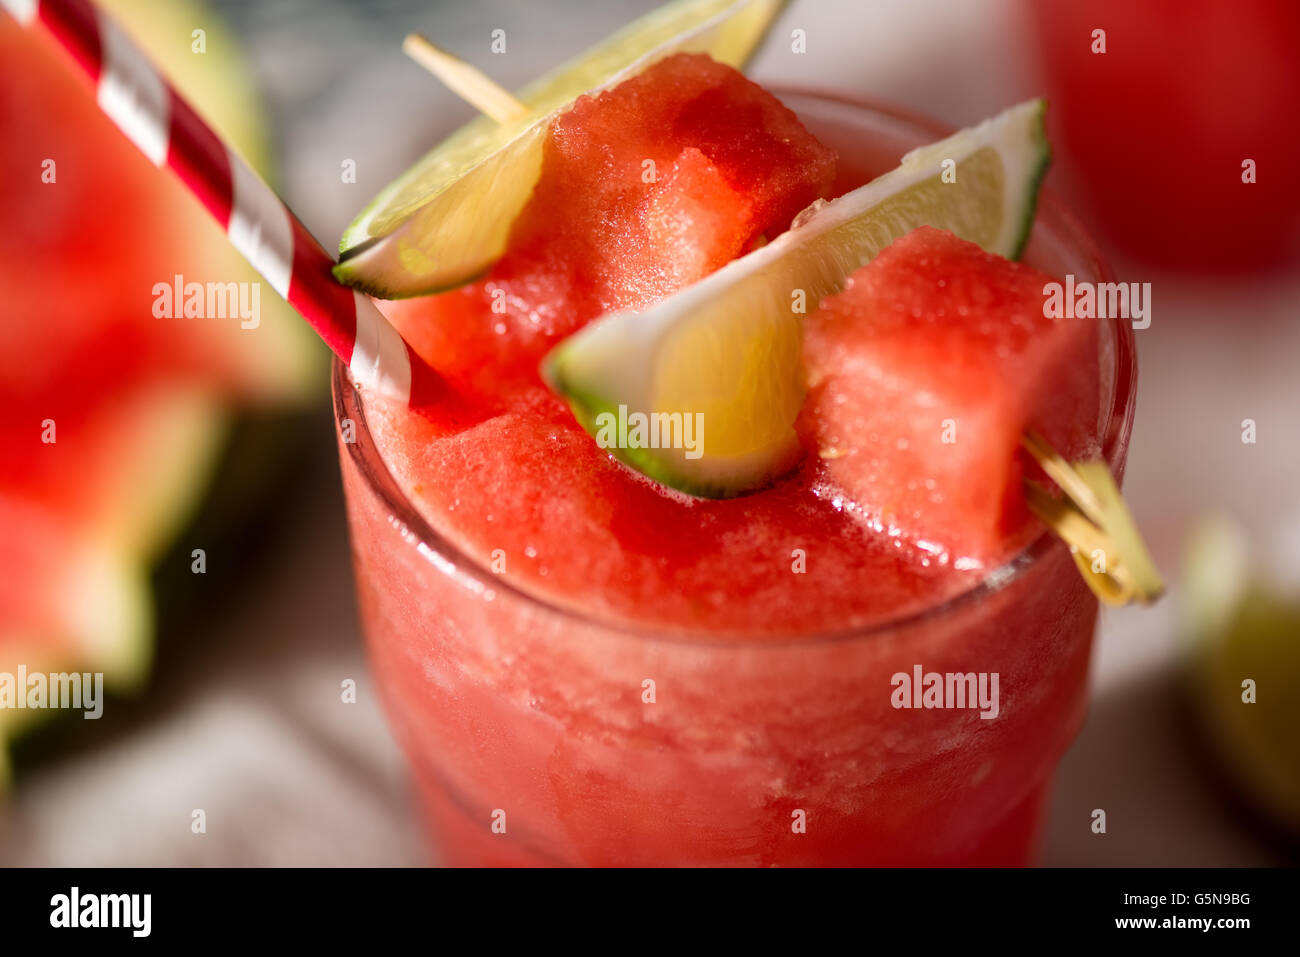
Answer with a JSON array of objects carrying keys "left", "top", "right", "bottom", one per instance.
[
  {"left": 335, "top": 0, "right": 788, "bottom": 298},
  {"left": 542, "top": 100, "right": 1050, "bottom": 497},
  {"left": 1182, "top": 516, "right": 1300, "bottom": 837}
]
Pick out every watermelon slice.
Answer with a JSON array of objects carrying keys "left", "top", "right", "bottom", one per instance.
[
  {"left": 0, "top": 0, "right": 320, "bottom": 775},
  {"left": 799, "top": 226, "right": 1101, "bottom": 568},
  {"left": 381, "top": 52, "right": 837, "bottom": 412}
]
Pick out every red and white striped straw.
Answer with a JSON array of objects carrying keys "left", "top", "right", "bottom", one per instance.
[{"left": 2, "top": 0, "right": 440, "bottom": 410}]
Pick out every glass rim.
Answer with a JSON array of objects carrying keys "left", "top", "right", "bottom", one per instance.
[{"left": 332, "top": 90, "right": 1136, "bottom": 648}]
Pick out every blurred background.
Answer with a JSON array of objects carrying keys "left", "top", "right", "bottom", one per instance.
[{"left": 0, "top": 0, "right": 1296, "bottom": 865}]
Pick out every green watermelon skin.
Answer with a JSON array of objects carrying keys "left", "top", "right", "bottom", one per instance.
[{"left": 799, "top": 226, "right": 1101, "bottom": 569}]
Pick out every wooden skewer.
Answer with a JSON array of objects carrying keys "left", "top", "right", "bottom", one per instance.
[
  {"left": 1021, "top": 432, "right": 1165, "bottom": 606},
  {"left": 401, "top": 34, "right": 1163, "bottom": 609},
  {"left": 402, "top": 34, "right": 530, "bottom": 124}
]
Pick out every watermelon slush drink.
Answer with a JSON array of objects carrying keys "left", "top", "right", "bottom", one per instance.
[{"left": 334, "top": 80, "right": 1134, "bottom": 865}]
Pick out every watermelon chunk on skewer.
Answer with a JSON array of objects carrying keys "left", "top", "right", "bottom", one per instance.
[{"left": 799, "top": 226, "right": 1102, "bottom": 568}]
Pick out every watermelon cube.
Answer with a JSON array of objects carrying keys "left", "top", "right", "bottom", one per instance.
[
  {"left": 799, "top": 226, "right": 1102, "bottom": 567},
  {"left": 386, "top": 53, "right": 838, "bottom": 412}
]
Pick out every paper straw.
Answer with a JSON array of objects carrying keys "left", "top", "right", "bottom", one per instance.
[{"left": 2, "top": 0, "right": 439, "bottom": 409}]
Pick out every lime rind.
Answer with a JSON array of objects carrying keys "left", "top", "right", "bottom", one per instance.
[
  {"left": 543, "top": 345, "right": 803, "bottom": 498},
  {"left": 545, "top": 99, "right": 1051, "bottom": 498},
  {"left": 1007, "top": 99, "right": 1050, "bottom": 260},
  {"left": 335, "top": 0, "right": 789, "bottom": 298}
]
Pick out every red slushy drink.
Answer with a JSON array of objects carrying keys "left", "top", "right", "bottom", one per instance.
[{"left": 335, "top": 59, "right": 1134, "bottom": 865}]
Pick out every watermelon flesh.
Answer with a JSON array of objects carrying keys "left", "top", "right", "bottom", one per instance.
[
  {"left": 799, "top": 226, "right": 1102, "bottom": 568},
  {"left": 384, "top": 53, "right": 837, "bottom": 415}
]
